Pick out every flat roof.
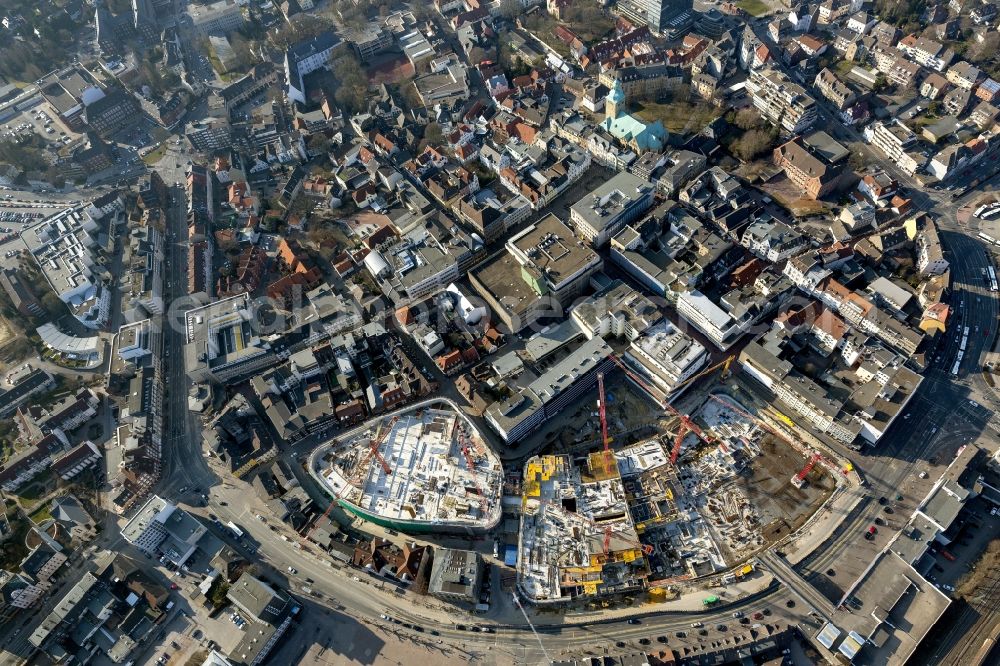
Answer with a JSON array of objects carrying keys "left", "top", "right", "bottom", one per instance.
[
  {"left": 803, "top": 130, "right": 850, "bottom": 164},
  {"left": 524, "top": 319, "right": 584, "bottom": 364},
  {"left": 528, "top": 336, "right": 611, "bottom": 402},
  {"left": 838, "top": 551, "right": 950, "bottom": 666},
  {"left": 470, "top": 251, "right": 540, "bottom": 316},
  {"left": 569, "top": 171, "right": 653, "bottom": 234},
  {"left": 508, "top": 213, "right": 600, "bottom": 291}
]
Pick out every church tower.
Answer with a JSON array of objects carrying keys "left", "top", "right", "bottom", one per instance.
[{"left": 606, "top": 78, "right": 625, "bottom": 120}]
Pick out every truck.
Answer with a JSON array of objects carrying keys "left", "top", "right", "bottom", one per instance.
[{"left": 226, "top": 521, "right": 244, "bottom": 539}]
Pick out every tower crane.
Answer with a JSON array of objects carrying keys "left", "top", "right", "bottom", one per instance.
[
  {"left": 597, "top": 372, "right": 614, "bottom": 476},
  {"left": 791, "top": 452, "right": 822, "bottom": 489},
  {"left": 350, "top": 415, "right": 397, "bottom": 486},
  {"left": 459, "top": 429, "right": 489, "bottom": 513},
  {"left": 607, "top": 354, "right": 717, "bottom": 466}
]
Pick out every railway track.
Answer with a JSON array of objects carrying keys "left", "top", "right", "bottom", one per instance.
[{"left": 927, "top": 563, "right": 1000, "bottom": 665}]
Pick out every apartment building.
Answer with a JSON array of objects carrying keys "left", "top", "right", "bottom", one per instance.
[
  {"left": 864, "top": 120, "right": 922, "bottom": 175},
  {"left": 897, "top": 35, "right": 954, "bottom": 72},
  {"left": 814, "top": 67, "right": 856, "bottom": 110},
  {"left": 747, "top": 68, "right": 818, "bottom": 134}
]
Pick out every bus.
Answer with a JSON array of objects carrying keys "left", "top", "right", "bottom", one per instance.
[
  {"left": 961, "top": 333, "right": 969, "bottom": 352},
  {"left": 988, "top": 266, "right": 998, "bottom": 292}
]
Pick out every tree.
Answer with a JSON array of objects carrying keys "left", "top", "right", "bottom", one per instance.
[
  {"left": 468, "top": 47, "right": 489, "bottom": 66},
  {"left": 331, "top": 53, "right": 369, "bottom": 114},
  {"left": 968, "top": 32, "right": 1000, "bottom": 64},
  {"left": 734, "top": 108, "right": 763, "bottom": 131},
  {"left": 419, "top": 122, "right": 444, "bottom": 152},
  {"left": 731, "top": 128, "right": 776, "bottom": 161},
  {"left": 41, "top": 292, "right": 66, "bottom": 319},
  {"left": 307, "top": 133, "right": 332, "bottom": 155},
  {"left": 229, "top": 33, "right": 256, "bottom": 70}
]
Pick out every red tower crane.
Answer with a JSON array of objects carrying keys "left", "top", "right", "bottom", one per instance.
[
  {"left": 597, "top": 372, "right": 613, "bottom": 475},
  {"left": 792, "top": 452, "right": 822, "bottom": 488},
  {"left": 351, "top": 415, "right": 398, "bottom": 485},
  {"left": 606, "top": 354, "right": 713, "bottom": 466},
  {"left": 459, "top": 429, "right": 489, "bottom": 513}
]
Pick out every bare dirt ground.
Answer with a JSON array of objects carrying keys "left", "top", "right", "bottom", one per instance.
[
  {"left": 740, "top": 435, "right": 835, "bottom": 546},
  {"left": 759, "top": 174, "right": 831, "bottom": 217}
]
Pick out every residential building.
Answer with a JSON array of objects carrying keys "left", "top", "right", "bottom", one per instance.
[
  {"left": 742, "top": 218, "right": 808, "bottom": 261},
  {"left": 864, "top": 121, "right": 922, "bottom": 175},
  {"left": 946, "top": 61, "right": 983, "bottom": 90},
  {"left": 747, "top": 68, "right": 818, "bottom": 134},
  {"left": 814, "top": 67, "right": 856, "bottom": 110},
  {"left": 772, "top": 134, "right": 847, "bottom": 200},
  {"left": 897, "top": 35, "right": 954, "bottom": 72},
  {"left": 915, "top": 216, "right": 948, "bottom": 275}
]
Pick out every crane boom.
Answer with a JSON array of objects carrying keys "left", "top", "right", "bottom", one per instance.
[
  {"left": 597, "top": 372, "right": 613, "bottom": 475},
  {"left": 351, "top": 415, "right": 398, "bottom": 486},
  {"left": 791, "top": 452, "right": 822, "bottom": 488}
]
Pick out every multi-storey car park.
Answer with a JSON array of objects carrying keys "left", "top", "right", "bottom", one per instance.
[{"left": 310, "top": 402, "right": 503, "bottom": 534}]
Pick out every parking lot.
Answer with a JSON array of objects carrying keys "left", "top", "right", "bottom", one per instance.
[{"left": 2, "top": 101, "right": 77, "bottom": 148}]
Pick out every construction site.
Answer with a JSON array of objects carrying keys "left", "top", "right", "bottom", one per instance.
[
  {"left": 313, "top": 404, "right": 504, "bottom": 535},
  {"left": 515, "top": 360, "right": 838, "bottom": 604}
]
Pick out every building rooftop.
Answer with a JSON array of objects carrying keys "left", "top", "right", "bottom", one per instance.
[
  {"left": 835, "top": 551, "right": 950, "bottom": 666},
  {"left": 507, "top": 213, "right": 601, "bottom": 293},
  {"left": 569, "top": 172, "right": 654, "bottom": 235}
]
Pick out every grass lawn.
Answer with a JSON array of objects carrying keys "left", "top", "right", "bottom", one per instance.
[
  {"left": 142, "top": 143, "right": 168, "bottom": 166},
  {"left": 738, "top": 0, "right": 771, "bottom": 16},
  {"left": 29, "top": 502, "right": 52, "bottom": 524},
  {"left": 632, "top": 100, "right": 720, "bottom": 135},
  {"left": 834, "top": 59, "right": 855, "bottom": 77}
]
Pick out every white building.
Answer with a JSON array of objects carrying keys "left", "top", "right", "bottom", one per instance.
[
  {"left": 187, "top": 0, "right": 245, "bottom": 36},
  {"left": 285, "top": 32, "right": 342, "bottom": 105},
  {"left": 675, "top": 290, "right": 745, "bottom": 350},
  {"left": 747, "top": 68, "right": 818, "bottom": 134},
  {"left": 120, "top": 495, "right": 207, "bottom": 566},
  {"left": 21, "top": 205, "right": 109, "bottom": 330},
  {"left": 623, "top": 320, "right": 709, "bottom": 400}
]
